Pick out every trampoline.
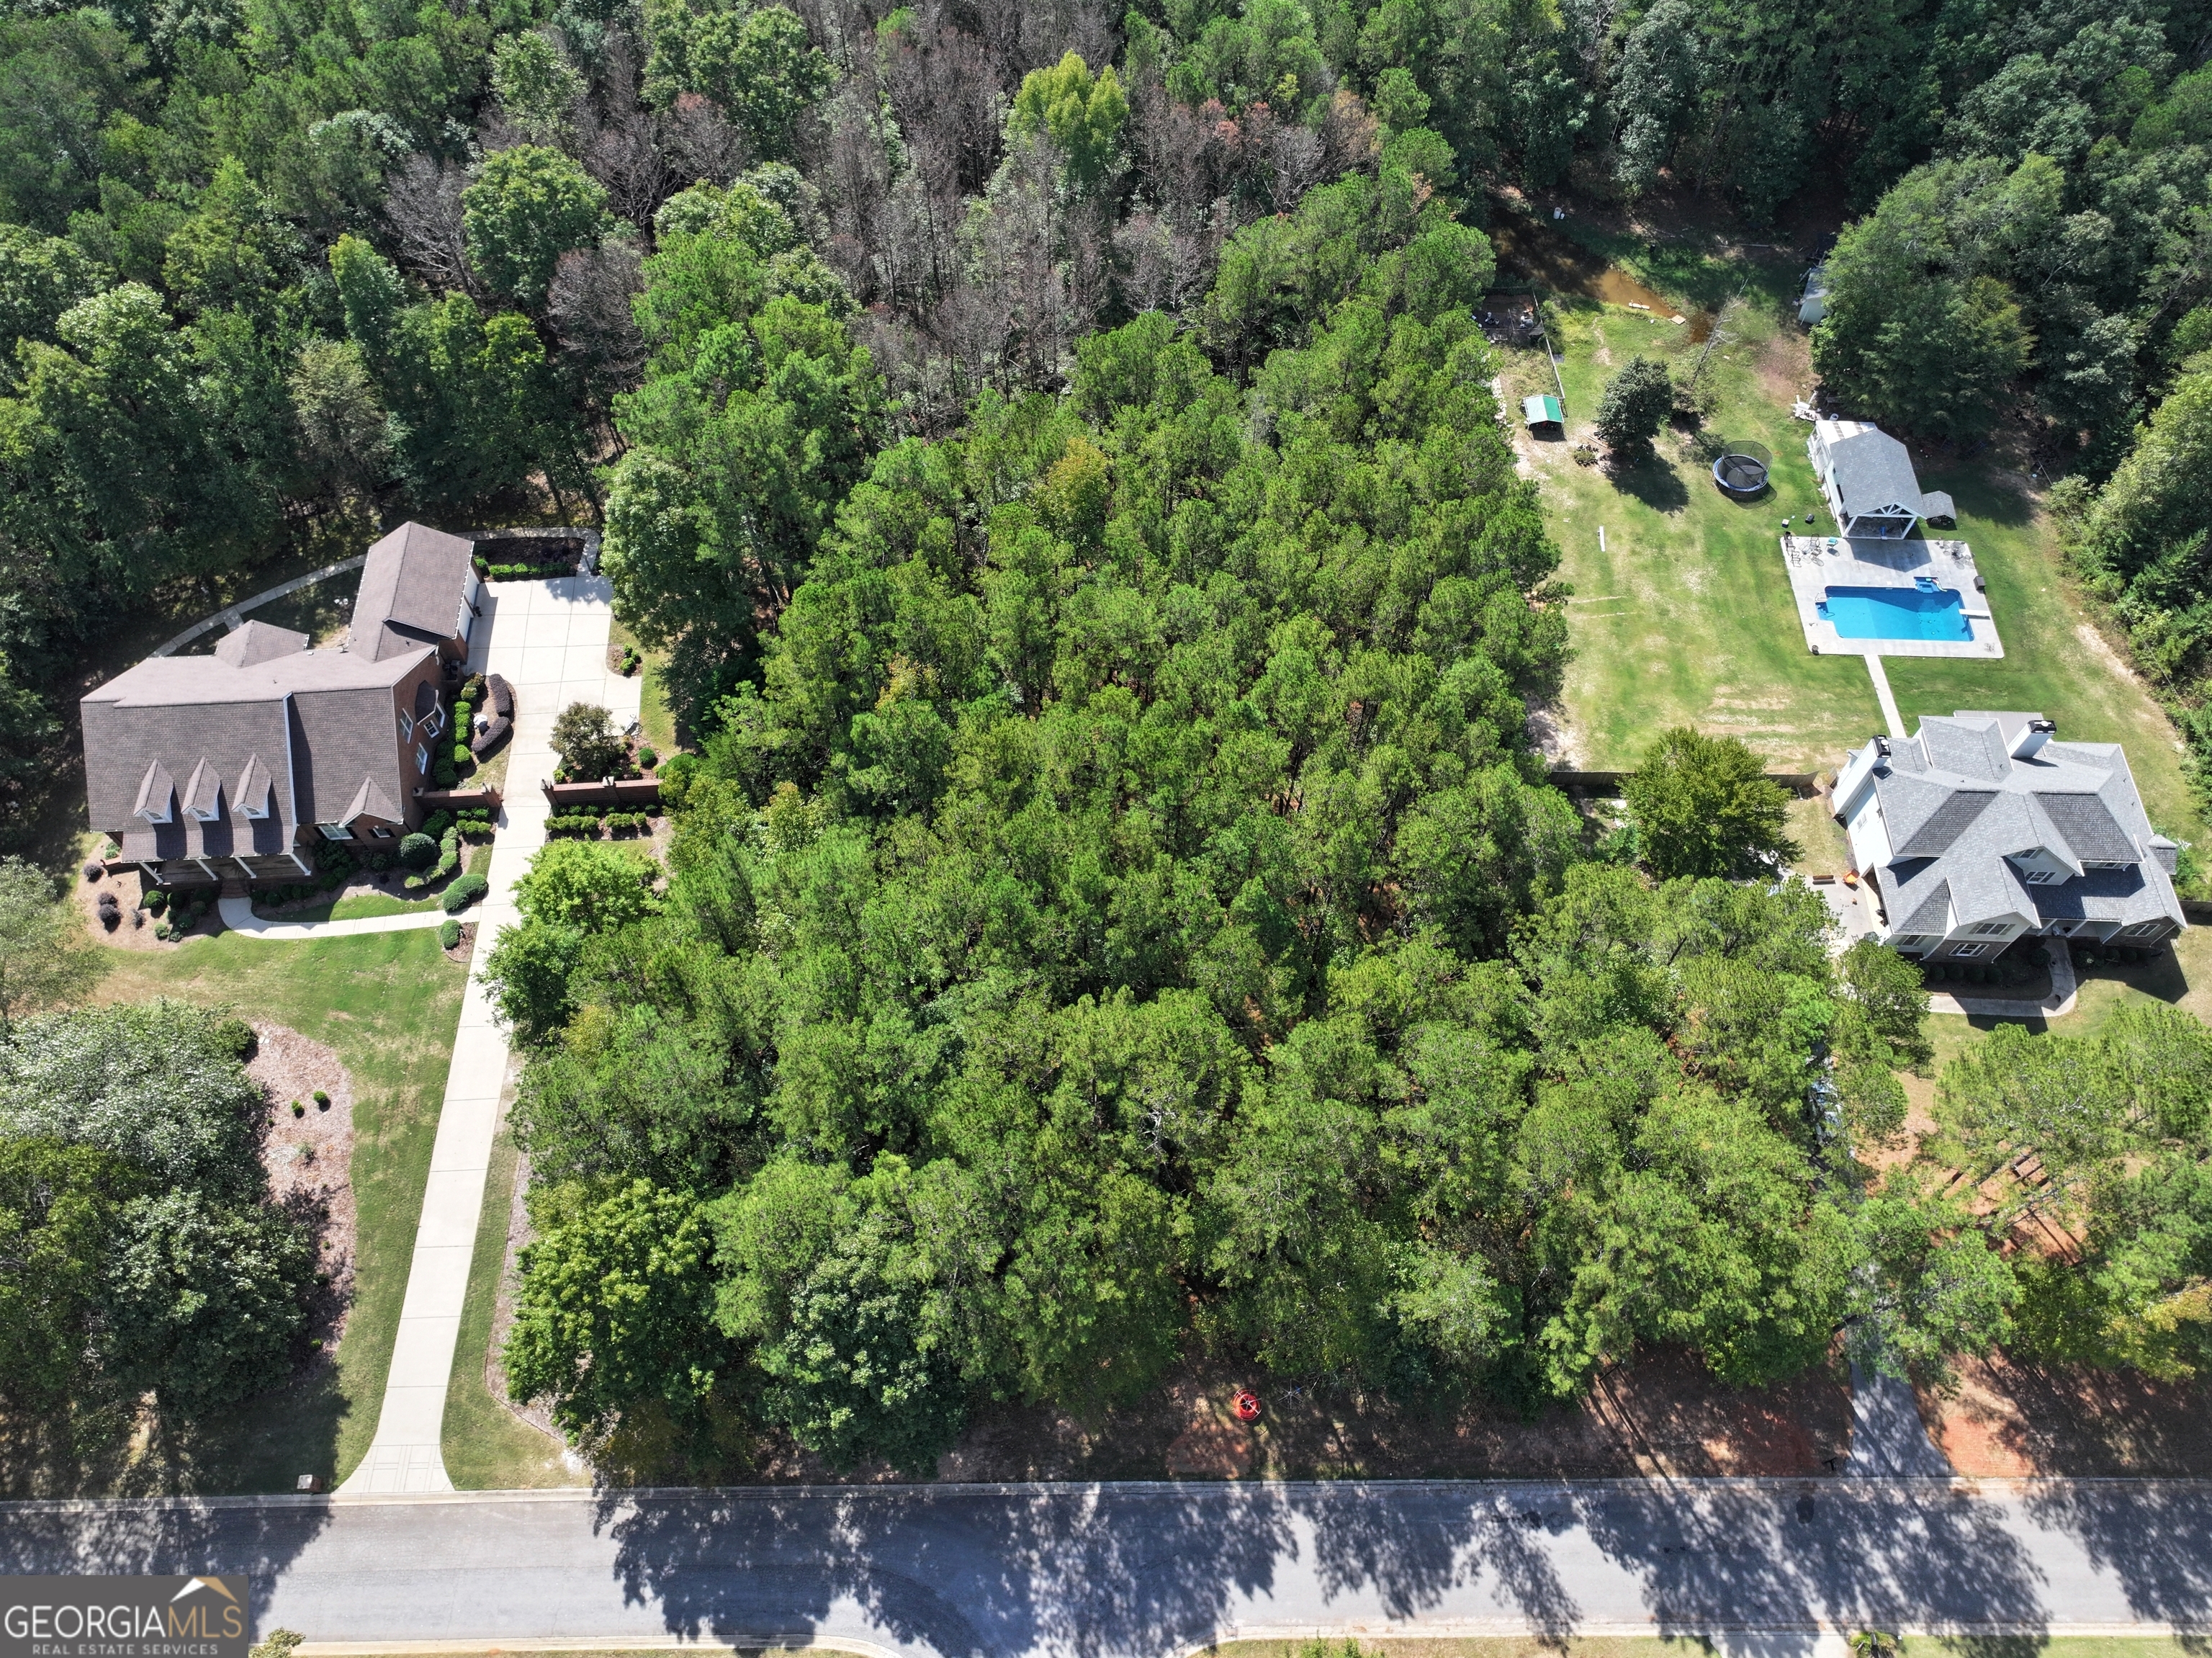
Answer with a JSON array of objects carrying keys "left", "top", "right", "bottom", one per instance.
[{"left": 1712, "top": 452, "right": 1770, "bottom": 495}]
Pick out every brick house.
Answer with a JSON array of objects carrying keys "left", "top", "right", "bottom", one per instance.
[{"left": 82, "top": 522, "right": 479, "bottom": 887}]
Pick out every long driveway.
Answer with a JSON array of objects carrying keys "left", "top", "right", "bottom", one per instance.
[
  {"left": 4, "top": 1480, "right": 2209, "bottom": 1651},
  {"left": 339, "top": 576, "right": 639, "bottom": 1496}
]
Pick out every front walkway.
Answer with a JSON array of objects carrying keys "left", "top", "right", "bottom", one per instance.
[
  {"left": 339, "top": 576, "right": 639, "bottom": 1495},
  {"left": 217, "top": 897, "right": 447, "bottom": 939}
]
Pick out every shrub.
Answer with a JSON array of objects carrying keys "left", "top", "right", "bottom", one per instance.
[
  {"left": 312, "top": 1089, "right": 329, "bottom": 1108},
  {"left": 145, "top": 889, "right": 167, "bottom": 915},
  {"left": 433, "top": 756, "right": 459, "bottom": 787},
  {"left": 424, "top": 810, "right": 456, "bottom": 839},
  {"left": 214, "top": 1018, "right": 258, "bottom": 1060},
  {"left": 291, "top": 1101, "right": 305, "bottom": 1117},
  {"left": 83, "top": 861, "right": 102, "bottom": 882},
  {"left": 399, "top": 833, "right": 438, "bottom": 870},
  {"left": 439, "top": 917, "right": 462, "bottom": 949},
  {"left": 443, "top": 873, "right": 490, "bottom": 913},
  {"left": 551, "top": 702, "right": 626, "bottom": 781},
  {"left": 453, "top": 743, "right": 472, "bottom": 768},
  {"left": 154, "top": 921, "right": 173, "bottom": 941},
  {"left": 637, "top": 745, "right": 657, "bottom": 768}
]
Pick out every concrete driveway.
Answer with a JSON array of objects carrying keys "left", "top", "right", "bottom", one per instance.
[{"left": 5, "top": 1479, "right": 2210, "bottom": 1652}]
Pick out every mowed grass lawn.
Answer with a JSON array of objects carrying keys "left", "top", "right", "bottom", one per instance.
[
  {"left": 1509, "top": 286, "right": 2211, "bottom": 869},
  {"left": 91, "top": 928, "right": 464, "bottom": 1492}
]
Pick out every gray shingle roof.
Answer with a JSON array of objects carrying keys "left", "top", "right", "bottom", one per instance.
[
  {"left": 1863, "top": 714, "right": 2185, "bottom": 935},
  {"left": 213, "top": 619, "right": 308, "bottom": 667},
  {"left": 81, "top": 642, "right": 433, "bottom": 847},
  {"left": 1819, "top": 421, "right": 1926, "bottom": 519},
  {"left": 352, "top": 521, "right": 475, "bottom": 662}
]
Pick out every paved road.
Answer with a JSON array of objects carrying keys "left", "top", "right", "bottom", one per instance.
[{"left": 6, "top": 1480, "right": 2210, "bottom": 1652}]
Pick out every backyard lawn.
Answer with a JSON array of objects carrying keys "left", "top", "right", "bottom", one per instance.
[
  {"left": 1505, "top": 279, "right": 2211, "bottom": 873},
  {"left": 84, "top": 928, "right": 465, "bottom": 1492}
]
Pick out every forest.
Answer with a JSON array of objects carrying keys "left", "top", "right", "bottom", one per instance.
[{"left": 2, "top": 0, "right": 2212, "bottom": 1467}]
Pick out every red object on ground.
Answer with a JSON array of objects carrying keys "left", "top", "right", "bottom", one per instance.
[{"left": 1232, "top": 1390, "right": 1262, "bottom": 1422}]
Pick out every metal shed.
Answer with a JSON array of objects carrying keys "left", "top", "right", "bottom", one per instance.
[{"left": 1522, "top": 394, "right": 1563, "bottom": 431}]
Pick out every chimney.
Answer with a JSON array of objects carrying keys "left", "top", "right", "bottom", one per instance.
[{"left": 2010, "top": 718, "right": 2055, "bottom": 761}]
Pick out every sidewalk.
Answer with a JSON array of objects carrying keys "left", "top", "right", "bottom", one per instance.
[
  {"left": 339, "top": 576, "right": 639, "bottom": 1495},
  {"left": 217, "top": 897, "right": 448, "bottom": 939}
]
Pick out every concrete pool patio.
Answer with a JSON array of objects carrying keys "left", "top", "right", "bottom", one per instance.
[{"left": 1781, "top": 534, "right": 2004, "bottom": 659}]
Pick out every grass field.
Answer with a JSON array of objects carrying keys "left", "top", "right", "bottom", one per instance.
[
  {"left": 86, "top": 928, "right": 465, "bottom": 1492},
  {"left": 1505, "top": 282, "right": 2210, "bottom": 876}
]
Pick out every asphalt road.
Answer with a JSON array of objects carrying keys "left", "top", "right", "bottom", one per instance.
[{"left": 6, "top": 1479, "right": 2211, "bottom": 1654}]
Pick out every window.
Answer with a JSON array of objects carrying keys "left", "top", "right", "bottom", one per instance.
[
  {"left": 1971, "top": 921, "right": 2011, "bottom": 936},
  {"left": 2086, "top": 860, "right": 2126, "bottom": 869},
  {"left": 416, "top": 744, "right": 430, "bottom": 774},
  {"left": 1892, "top": 936, "right": 1930, "bottom": 951},
  {"left": 423, "top": 704, "right": 444, "bottom": 738},
  {"left": 372, "top": 825, "right": 394, "bottom": 839},
  {"left": 1951, "top": 942, "right": 1988, "bottom": 957},
  {"left": 398, "top": 709, "right": 414, "bottom": 742},
  {"left": 2121, "top": 921, "right": 2164, "bottom": 936},
  {"left": 2023, "top": 869, "right": 2059, "bottom": 884},
  {"left": 318, "top": 823, "right": 354, "bottom": 841}
]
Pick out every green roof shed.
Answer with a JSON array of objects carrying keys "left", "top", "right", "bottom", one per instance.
[{"left": 1522, "top": 394, "right": 1563, "bottom": 429}]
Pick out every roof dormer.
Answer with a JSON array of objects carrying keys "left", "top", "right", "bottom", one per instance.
[
  {"left": 181, "top": 757, "right": 222, "bottom": 822},
  {"left": 133, "top": 759, "right": 175, "bottom": 824},
  {"left": 235, "top": 753, "right": 273, "bottom": 820}
]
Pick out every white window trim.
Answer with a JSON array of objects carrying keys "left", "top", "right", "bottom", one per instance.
[
  {"left": 1951, "top": 942, "right": 1989, "bottom": 957},
  {"left": 1970, "top": 920, "right": 2011, "bottom": 936},
  {"left": 2023, "top": 869, "right": 2058, "bottom": 885},
  {"left": 399, "top": 709, "right": 414, "bottom": 742},
  {"left": 416, "top": 743, "right": 431, "bottom": 774},
  {"left": 318, "top": 823, "right": 355, "bottom": 841}
]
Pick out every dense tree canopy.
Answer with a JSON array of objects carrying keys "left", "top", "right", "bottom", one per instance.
[{"left": 0, "top": 1001, "right": 313, "bottom": 1414}]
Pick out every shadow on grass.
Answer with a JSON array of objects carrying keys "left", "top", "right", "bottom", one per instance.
[
  {"left": 0, "top": 1355, "right": 349, "bottom": 1500},
  {"left": 1607, "top": 459, "right": 1691, "bottom": 514}
]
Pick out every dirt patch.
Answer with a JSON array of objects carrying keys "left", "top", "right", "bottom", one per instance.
[
  {"left": 1756, "top": 328, "right": 1812, "bottom": 409},
  {"left": 2074, "top": 621, "right": 2148, "bottom": 694},
  {"left": 1526, "top": 702, "right": 1581, "bottom": 767},
  {"left": 248, "top": 1023, "right": 356, "bottom": 1359},
  {"left": 1919, "top": 1354, "right": 2212, "bottom": 1476},
  {"left": 74, "top": 859, "right": 172, "bottom": 951}
]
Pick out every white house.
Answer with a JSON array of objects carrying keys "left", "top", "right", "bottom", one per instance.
[
  {"left": 1835, "top": 712, "right": 2185, "bottom": 961},
  {"left": 1809, "top": 419, "right": 1956, "bottom": 539}
]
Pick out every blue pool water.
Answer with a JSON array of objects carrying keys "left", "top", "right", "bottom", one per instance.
[{"left": 1816, "top": 584, "right": 1973, "bottom": 642}]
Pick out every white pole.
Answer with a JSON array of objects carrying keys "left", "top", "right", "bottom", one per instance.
[{"left": 1599, "top": 526, "right": 1607, "bottom": 553}]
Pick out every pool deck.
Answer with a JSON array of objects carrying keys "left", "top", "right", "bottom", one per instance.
[{"left": 1780, "top": 534, "right": 2004, "bottom": 659}]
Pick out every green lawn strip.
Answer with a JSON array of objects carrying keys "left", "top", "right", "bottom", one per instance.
[
  {"left": 331, "top": 890, "right": 441, "bottom": 920},
  {"left": 611, "top": 614, "right": 680, "bottom": 756},
  {"left": 441, "top": 1123, "right": 585, "bottom": 1489},
  {"left": 1534, "top": 297, "right": 1883, "bottom": 772},
  {"left": 93, "top": 928, "right": 464, "bottom": 1491}
]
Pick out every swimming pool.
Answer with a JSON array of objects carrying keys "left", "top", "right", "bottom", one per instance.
[{"left": 1817, "top": 584, "right": 1973, "bottom": 642}]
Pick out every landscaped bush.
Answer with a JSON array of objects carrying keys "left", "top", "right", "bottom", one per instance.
[
  {"left": 399, "top": 833, "right": 437, "bottom": 870},
  {"left": 145, "top": 889, "right": 167, "bottom": 915},
  {"left": 439, "top": 918, "right": 462, "bottom": 949},
  {"left": 550, "top": 702, "right": 626, "bottom": 782},
  {"left": 433, "top": 755, "right": 459, "bottom": 787},
  {"left": 546, "top": 814, "right": 600, "bottom": 838},
  {"left": 637, "top": 745, "right": 657, "bottom": 769},
  {"left": 215, "top": 1018, "right": 257, "bottom": 1059},
  {"left": 452, "top": 743, "right": 472, "bottom": 768},
  {"left": 442, "top": 873, "right": 489, "bottom": 913}
]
